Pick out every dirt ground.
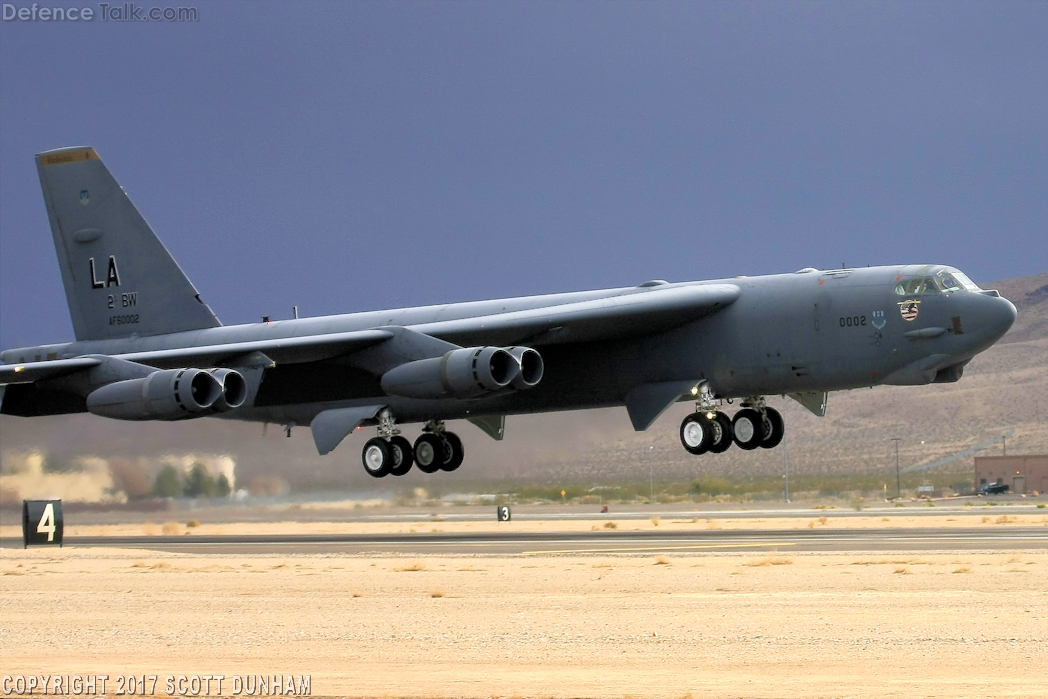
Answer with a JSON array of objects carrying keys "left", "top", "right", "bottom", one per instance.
[
  {"left": 2, "top": 540, "right": 1046, "bottom": 699},
  {"left": 3, "top": 510, "right": 1048, "bottom": 539}
]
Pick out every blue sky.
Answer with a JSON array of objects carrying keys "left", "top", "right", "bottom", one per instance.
[{"left": 2, "top": 1, "right": 1045, "bottom": 349}]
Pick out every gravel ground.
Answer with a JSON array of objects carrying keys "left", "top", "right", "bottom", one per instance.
[{"left": 2, "top": 544, "right": 1046, "bottom": 698}]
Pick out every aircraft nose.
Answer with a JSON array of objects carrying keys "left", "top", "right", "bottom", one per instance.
[
  {"left": 976, "top": 294, "right": 1017, "bottom": 344},
  {"left": 995, "top": 296, "right": 1018, "bottom": 338}
]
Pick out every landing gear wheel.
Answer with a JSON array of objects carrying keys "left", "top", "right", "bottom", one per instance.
[
  {"left": 680, "top": 413, "right": 712, "bottom": 455},
  {"left": 413, "top": 433, "right": 445, "bottom": 474},
  {"left": 732, "top": 409, "right": 764, "bottom": 450},
  {"left": 758, "top": 407, "right": 785, "bottom": 449},
  {"left": 440, "top": 432, "right": 464, "bottom": 472},
  {"left": 708, "top": 412, "right": 734, "bottom": 453},
  {"left": 388, "top": 436, "right": 414, "bottom": 476},
  {"left": 362, "top": 437, "right": 392, "bottom": 478}
]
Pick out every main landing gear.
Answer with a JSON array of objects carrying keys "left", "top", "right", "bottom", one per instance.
[
  {"left": 361, "top": 411, "right": 464, "bottom": 478},
  {"left": 679, "top": 395, "right": 784, "bottom": 456}
]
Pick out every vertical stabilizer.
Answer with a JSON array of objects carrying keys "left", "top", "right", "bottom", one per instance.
[{"left": 36, "top": 147, "right": 221, "bottom": 341}]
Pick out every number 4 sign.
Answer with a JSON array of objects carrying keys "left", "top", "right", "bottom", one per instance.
[{"left": 22, "top": 500, "right": 63, "bottom": 548}]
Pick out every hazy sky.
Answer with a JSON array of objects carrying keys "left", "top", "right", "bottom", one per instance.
[{"left": 2, "top": 1, "right": 1045, "bottom": 349}]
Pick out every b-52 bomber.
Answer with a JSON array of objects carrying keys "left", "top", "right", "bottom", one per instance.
[{"left": 0, "top": 148, "right": 1017, "bottom": 478}]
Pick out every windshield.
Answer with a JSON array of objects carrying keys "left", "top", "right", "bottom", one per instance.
[
  {"left": 894, "top": 270, "right": 974, "bottom": 295},
  {"left": 950, "top": 270, "right": 982, "bottom": 291}
]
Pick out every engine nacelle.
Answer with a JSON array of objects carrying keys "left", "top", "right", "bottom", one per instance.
[
  {"left": 209, "top": 368, "right": 248, "bottom": 411},
  {"left": 381, "top": 346, "right": 523, "bottom": 399},
  {"left": 86, "top": 368, "right": 224, "bottom": 421}
]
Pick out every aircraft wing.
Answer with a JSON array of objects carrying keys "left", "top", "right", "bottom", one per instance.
[
  {"left": 409, "top": 283, "right": 741, "bottom": 346},
  {"left": 114, "top": 328, "right": 394, "bottom": 369},
  {"left": 0, "top": 357, "right": 103, "bottom": 384}
]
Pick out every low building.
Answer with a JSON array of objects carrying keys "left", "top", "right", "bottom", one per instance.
[{"left": 974, "top": 455, "right": 1048, "bottom": 495}]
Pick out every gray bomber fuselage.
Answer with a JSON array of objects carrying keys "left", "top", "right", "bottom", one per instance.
[{"left": 3, "top": 263, "right": 1017, "bottom": 427}]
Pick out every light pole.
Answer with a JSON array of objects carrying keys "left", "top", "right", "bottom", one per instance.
[{"left": 891, "top": 438, "right": 902, "bottom": 499}]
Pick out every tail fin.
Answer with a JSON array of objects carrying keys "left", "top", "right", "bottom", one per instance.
[{"left": 36, "top": 147, "right": 221, "bottom": 341}]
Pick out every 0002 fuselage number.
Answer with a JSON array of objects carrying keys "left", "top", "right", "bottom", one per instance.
[{"left": 839, "top": 315, "right": 866, "bottom": 327}]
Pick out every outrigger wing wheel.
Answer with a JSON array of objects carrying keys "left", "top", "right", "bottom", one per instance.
[{"left": 758, "top": 407, "right": 785, "bottom": 449}]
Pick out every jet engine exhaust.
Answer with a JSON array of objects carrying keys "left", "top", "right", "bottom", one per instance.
[
  {"left": 507, "top": 346, "right": 544, "bottom": 389},
  {"left": 209, "top": 368, "right": 248, "bottom": 410}
]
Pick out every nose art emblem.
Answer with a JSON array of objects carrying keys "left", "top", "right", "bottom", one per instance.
[
  {"left": 898, "top": 300, "right": 920, "bottom": 321},
  {"left": 872, "top": 310, "right": 886, "bottom": 329}
]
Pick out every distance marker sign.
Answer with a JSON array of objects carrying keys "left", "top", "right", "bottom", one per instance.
[{"left": 23, "top": 500, "right": 63, "bottom": 547}]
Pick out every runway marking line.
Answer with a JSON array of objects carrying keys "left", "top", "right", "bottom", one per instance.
[{"left": 523, "top": 542, "right": 797, "bottom": 555}]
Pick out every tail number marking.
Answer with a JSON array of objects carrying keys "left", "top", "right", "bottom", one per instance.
[
  {"left": 109, "top": 314, "right": 140, "bottom": 326},
  {"left": 838, "top": 315, "right": 867, "bottom": 328}
]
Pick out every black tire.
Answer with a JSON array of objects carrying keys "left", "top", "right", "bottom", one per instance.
[
  {"left": 361, "top": 437, "right": 391, "bottom": 478},
  {"left": 388, "top": 436, "right": 414, "bottom": 476},
  {"left": 758, "top": 407, "right": 785, "bottom": 449},
  {"left": 414, "top": 433, "right": 444, "bottom": 474},
  {"left": 679, "top": 412, "right": 712, "bottom": 455},
  {"left": 441, "top": 432, "right": 464, "bottom": 472},
  {"left": 708, "top": 412, "right": 734, "bottom": 453},
  {"left": 732, "top": 409, "right": 764, "bottom": 450}
]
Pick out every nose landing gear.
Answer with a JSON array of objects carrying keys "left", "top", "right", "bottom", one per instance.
[{"left": 678, "top": 389, "right": 785, "bottom": 455}]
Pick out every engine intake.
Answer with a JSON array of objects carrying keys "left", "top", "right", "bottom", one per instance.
[
  {"left": 86, "top": 368, "right": 226, "bottom": 421},
  {"left": 381, "top": 346, "right": 540, "bottom": 400}
]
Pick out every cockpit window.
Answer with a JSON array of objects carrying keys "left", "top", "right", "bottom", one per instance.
[
  {"left": 934, "top": 269, "right": 965, "bottom": 293},
  {"left": 895, "top": 278, "right": 928, "bottom": 295},
  {"left": 950, "top": 271, "right": 981, "bottom": 291},
  {"left": 895, "top": 271, "right": 978, "bottom": 295}
]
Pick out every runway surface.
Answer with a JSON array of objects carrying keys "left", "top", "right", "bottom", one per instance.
[{"left": 5, "top": 526, "right": 1047, "bottom": 554}]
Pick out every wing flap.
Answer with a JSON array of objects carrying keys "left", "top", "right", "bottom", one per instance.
[{"left": 409, "top": 283, "right": 740, "bottom": 346}]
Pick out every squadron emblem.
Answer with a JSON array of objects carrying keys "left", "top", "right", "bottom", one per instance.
[
  {"left": 79, "top": 190, "right": 90, "bottom": 206},
  {"left": 898, "top": 300, "right": 920, "bottom": 321},
  {"left": 872, "top": 310, "right": 886, "bottom": 329}
]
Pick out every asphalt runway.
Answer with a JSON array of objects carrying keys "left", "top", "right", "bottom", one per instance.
[{"left": 5, "top": 526, "right": 1047, "bottom": 554}]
